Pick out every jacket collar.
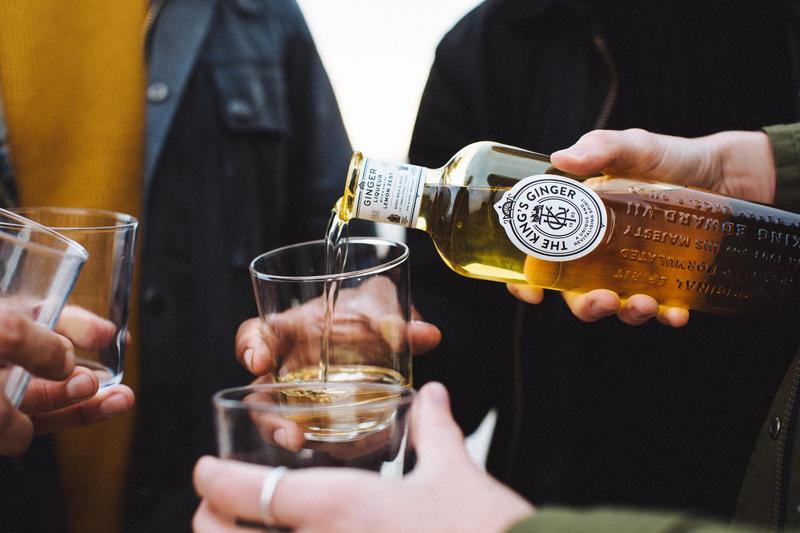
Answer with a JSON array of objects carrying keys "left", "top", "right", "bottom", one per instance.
[{"left": 144, "top": 0, "right": 216, "bottom": 195}]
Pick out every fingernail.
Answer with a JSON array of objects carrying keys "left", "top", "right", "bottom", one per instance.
[
  {"left": 274, "top": 428, "right": 288, "bottom": 448},
  {"left": 99, "top": 394, "right": 129, "bottom": 417},
  {"left": 66, "top": 373, "right": 94, "bottom": 399},
  {"left": 423, "top": 382, "right": 449, "bottom": 406},
  {"left": 244, "top": 349, "right": 254, "bottom": 370}
]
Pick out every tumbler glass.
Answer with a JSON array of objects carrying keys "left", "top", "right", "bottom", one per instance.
[
  {"left": 214, "top": 382, "right": 414, "bottom": 478},
  {"left": 13, "top": 207, "right": 138, "bottom": 388},
  {"left": 0, "top": 208, "right": 88, "bottom": 405},
  {"left": 249, "top": 237, "right": 411, "bottom": 386}
]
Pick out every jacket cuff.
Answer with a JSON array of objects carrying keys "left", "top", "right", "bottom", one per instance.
[
  {"left": 764, "top": 123, "right": 800, "bottom": 212},
  {"left": 505, "top": 507, "right": 728, "bottom": 533}
]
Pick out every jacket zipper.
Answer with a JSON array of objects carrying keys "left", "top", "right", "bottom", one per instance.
[
  {"left": 773, "top": 358, "right": 800, "bottom": 531},
  {"left": 142, "top": 0, "right": 166, "bottom": 62}
]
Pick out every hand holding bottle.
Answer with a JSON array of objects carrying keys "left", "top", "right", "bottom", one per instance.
[
  {"left": 552, "top": 128, "right": 776, "bottom": 204},
  {"left": 506, "top": 128, "right": 776, "bottom": 327}
]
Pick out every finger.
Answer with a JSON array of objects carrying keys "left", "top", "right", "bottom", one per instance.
[
  {"left": 0, "top": 310, "right": 74, "bottom": 381},
  {"left": 194, "top": 457, "right": 271, "bottom": 524},
  {"left": 243, "top": 399, "right": 305, "bottom": 453},
  {"left": 376, "top": 315, "right": 407, "bottom": 354},
  {"left": 193, "top": 500, "right": 255, "bottom": 533},
  {"left": 235, "top": 318, "right": 272, "bottom": 376},
  {"left": 31, "top": 384, "right": 135, "bottom": 434},
  {"left": 656, "top": 306, "right": 690, "bottom": 328},
  {"left": 55, "top": 305, "right": 117, "bottom": 351},
  {"left": 20, "top": 366, "right": 99, "bottom": 414},
  {"left": 0, "top": 393, "right": 33, "bottom": 456},
  {"left": 552, "top": 129, "right": 719, "bottom": 190},
  {"left": 271, "top": 468, "right": 377, "bottom": 528},
  {"left": 194, "top": 457, "right": 378, "bottom": 530},
  {"left": 408, "top": 320, "right": 441, "bottom": 355},
  {"left": 616, "top": 294, "right": 660, "bottom": 326},
  {"left": 561, "top": 290, "right": 620, "bottom": 322},
  {"left": 410, "top": 382, "right": 469, "bottom": 471},
  {"left": 551, "top": 129, "right": 666, "bottom": 177},
  {"left": 506, "top": 283, "right": 544, "bottom": 304}
]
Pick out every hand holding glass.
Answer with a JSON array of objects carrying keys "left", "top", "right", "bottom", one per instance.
[
  {"left": 249, "top": 237, "right": 411, "bottom": 385},
  {"left": 12, "top": 208, "right": 137, "bottom": 388}
]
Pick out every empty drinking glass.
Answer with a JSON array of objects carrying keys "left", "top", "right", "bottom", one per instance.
[
  {"left": 12, "top": 207, "right": 138, "bottom": 388},
  {"left": 0, "top": 208, "right": 88, "bottom": 405}
]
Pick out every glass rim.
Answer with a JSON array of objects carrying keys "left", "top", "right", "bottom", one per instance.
[
  {"left": 249, "top": 237, "right": 409, "bottom": 283},
  {"left": 0, "top": 208, "right": 89, "bottom": 260},
  {"left": 11, "top": 206, "right": 139, "bottom": 232},
  {"left": 213, "top": 381, "right": 415, "bottom": 414}
]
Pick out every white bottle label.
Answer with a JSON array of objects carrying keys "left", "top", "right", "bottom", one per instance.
[
  {"left": 494, "top": 175, "right": 607, "bottom": 262},
  {"left": 355, "top": 158, "right": 425, "bottom": 227}
]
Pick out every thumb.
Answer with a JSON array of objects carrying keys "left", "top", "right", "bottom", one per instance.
[
  {"left": 410, "top": 382, "right": 468, "bottom": 470},
  {"left": 552, "top": 128, "right": 700, "bottom": 182}
]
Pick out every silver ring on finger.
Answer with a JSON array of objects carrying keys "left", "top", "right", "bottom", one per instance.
[{"left": 259, "top": 466, "right": 288, "bottom": 526}]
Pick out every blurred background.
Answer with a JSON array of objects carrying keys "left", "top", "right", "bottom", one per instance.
[{"left": 297, "top": 0, "right": 483, "bottom": 161}]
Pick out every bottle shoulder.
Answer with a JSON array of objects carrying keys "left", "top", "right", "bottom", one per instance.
[{"left": 438, "top": 141, "right": 554, "bottom": 187}]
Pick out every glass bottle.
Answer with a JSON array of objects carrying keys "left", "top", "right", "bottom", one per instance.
[{"left": 334, "top": 141, "right": 800, "bottom": 313}]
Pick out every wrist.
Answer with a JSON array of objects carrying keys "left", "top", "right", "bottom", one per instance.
[{"left": 714, "top": 130, "right": 776, "bottom": 204}]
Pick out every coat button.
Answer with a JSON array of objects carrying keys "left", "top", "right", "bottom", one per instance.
[
  {"left": 142, "top": 286, "right": 165, "bottom": 315},
  {"left": 147, "top": 82, "right": 170, "bottom": 103},
  {"left": 770, "top": 417, "right": 782, "bottom": 440},
  {"left": 226, "top": 99, "right": 254, "bottom": 125}
]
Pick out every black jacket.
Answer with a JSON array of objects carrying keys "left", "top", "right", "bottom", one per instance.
[
  {"left": 410, "top": 0, "right": 800, "bottom": 520},
  {"left": 0, "top": 1, "right": 351, "bottom": 531}
]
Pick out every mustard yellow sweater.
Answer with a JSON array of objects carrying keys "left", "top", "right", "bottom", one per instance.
[{"left": 0, "top": 2, "right": 146, "bottom": 531}]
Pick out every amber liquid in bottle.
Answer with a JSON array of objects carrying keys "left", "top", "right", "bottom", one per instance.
[{"left": 333, "top": 142, "right": 800, "bottom": 314}]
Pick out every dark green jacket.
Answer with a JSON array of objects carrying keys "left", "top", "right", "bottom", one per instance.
[{"left": 508, "top": 123, "right": 800, "bottom": 532}]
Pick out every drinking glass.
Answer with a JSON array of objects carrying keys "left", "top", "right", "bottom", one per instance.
[
  {"left": 12, "top": 207, "right": 138, "bottom": 388},
  {"left": 213, "top": 382, "right": 414, "bottom": 477},
  {"left": 0, "top": 208, "right": 89, "bottom": 405},
  {"left": 249, "top": 237, "right": 411, "bottom": 386}
]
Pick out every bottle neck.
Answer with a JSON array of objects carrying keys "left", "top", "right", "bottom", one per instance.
[{"left": 348, "top": 154, "right": 429, "bottom": 228}]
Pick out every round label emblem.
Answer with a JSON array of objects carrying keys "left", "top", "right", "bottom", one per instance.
[{"left": 493, "top": 175, "right": 607, "bottom": 261}]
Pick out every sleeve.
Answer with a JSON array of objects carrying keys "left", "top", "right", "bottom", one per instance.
[
  {"left": 764, "top": 123, "right": 800, "bottom": 212},
  {"left": 507, "top": 507, "right": 769, "bottom": 533},
  {"left": 408, "top": 7, "right": 515, "bottom": 435}
]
